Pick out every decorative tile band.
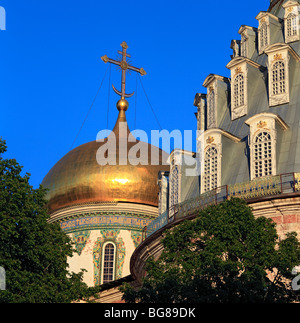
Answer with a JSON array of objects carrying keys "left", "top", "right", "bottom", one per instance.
[{"left": 61, "top": 215, "right": 152, "bottom": 233}]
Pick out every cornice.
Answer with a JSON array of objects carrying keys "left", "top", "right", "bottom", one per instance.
[
  {"left": 245, "top": 112, "right": 289, "bottom": 130},
  {"left": 264, "top": 42, "right": 300, "bottom": 61},
  {"left": 48, "top": 201, "right": 159, "bottom": 223},
  {"left": 226, "top": 56, "right": 266, "bottom": 71},
  {"left": 198, "top": 128, "right": 242, "bottom": 143},
  {"left": 202, "top": 73, "right": 230, "bottom": 88},
  {"left": 282, "top": 0, "right": 300, "bottom": 9},
  {"left": 256, "top": 10, "right": 283, "bottom": 23},
  {"left": 238, "top": 25, "right": 258, "bottom": 34}
]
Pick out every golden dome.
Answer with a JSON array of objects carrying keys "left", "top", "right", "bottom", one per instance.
[{"left": 42, "top": 106, "right": 169, "bottom": 213}]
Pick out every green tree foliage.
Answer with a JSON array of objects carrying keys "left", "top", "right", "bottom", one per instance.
[
  {"left": 121, "top": 198, "right": 300, "bottom": 303},
  {"left": 0, "top": 139, "right": 91, "bottom": 302}
]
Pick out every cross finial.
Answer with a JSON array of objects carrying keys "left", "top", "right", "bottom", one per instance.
[{"left": 101, "top": 42, "right": 146, "bottom": 101}]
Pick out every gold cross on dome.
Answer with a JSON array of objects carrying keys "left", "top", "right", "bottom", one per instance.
[{"left": 101, "top": 41, "right": 146, "bottom": 99}]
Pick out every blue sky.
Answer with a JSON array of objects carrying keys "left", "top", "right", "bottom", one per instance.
[{"left": 0, "top": 0, "right": 269, "bottom": 188}]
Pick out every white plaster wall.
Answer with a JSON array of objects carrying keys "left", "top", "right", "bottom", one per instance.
[
  {"left": 67, "top": 229, "right": 138, "bottom": 287},
  {"left": 67, "top": 230, "right": 101, "bottom": 287}
]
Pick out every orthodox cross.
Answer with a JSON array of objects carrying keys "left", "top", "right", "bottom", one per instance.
[{"left": 101, "top": 41, "right": 146, "bottom": 99}]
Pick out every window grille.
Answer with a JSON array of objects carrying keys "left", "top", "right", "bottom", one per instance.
[
  {"left": 208, "top": 90, "right": 216, "bottom": 128},
  {"left": 102, "top": 243, "right": 115, "bottom": 284},
  {"left": 254, "top": 132, "right": 272, "bottom": 178},
  {"left": 272, "top": 61, "right": 286, "bottom": 95},
  {"left": 170, "top": 165, "right": 179, "bottom": 207},
  {"left": 260, "top": 23, "right": 268, "bottom": 50},
  {"left": 203, "top": 147, "right": 218, "bottom": 192},
  {"left": 287, "top": 13, "right": 297, "bottom": 37},
  {"left": 233, "top": 74, "right": 244, "bottom": 108}
]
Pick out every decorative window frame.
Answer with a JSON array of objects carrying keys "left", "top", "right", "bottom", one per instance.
[
  {"left": 199, "top": 130, "right": 222, "bottom": 194},
  {"left": 168, "top": 149, "right": 197, "bottom": 215},
  {"left": 203, "top": 76, "right": 217, "bottom": 129},
  {"left": 101, "top": 241, "right": 117, "bottom": 284},
  {"left": 283, "top": 1, "right": 300, "bottom": 43},
  {"left": 256, "top": 12, "right": 282, "bottom": 55},
  {"left": 265, "top": 43, "right": 300, "bottom": 107},
  {"left": 168, "top": 150, "right": 182, "bottom": 213},
  {"left": 259, "top": 20, "right": 269, "bottom": 54},
  {"left": 198, "top": 129, "right": 240, "bottom": 194},
  {"left": 202, "top": 74, "right": 230, "bottom": 128},
  {"left": 226, "top": 57, "right": 264, "bottom": 120},
  {"left": 227, "top": 59, "right": 248, "bottom": 120},
  {"left": 245, "top": 113, "right": 288, "bottom": 180},
  {"left": 233, "top": 73, "right": 245, "bottom": 111},
  {"left": 201, "top": 131, "right": 222, "bottom": 193},
  {"left": 253, "top": 131, "right": 274, "bottom": 178},
  {"left": 207, "top": 87, "right": 216, "bottom": 129},
  {"left": 202, "top": 144, "right": 220, "bottom": 193},
  {"left": 238, "top": 25, "right": 258, "bottom": 59}
]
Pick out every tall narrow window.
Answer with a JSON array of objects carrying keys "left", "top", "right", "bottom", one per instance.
[
  {"left": 265, "top": 45, "right": 295, "bottom": 106},
  {"left": 233, "top": 74, "right": 244, "bottom": 109},
  {"left": 246, "top": 114, "right": 283, "bottom": 180},
  {"left": 254, "top": 131, "right": 272, "bottom": 178},
  {"left": 170, "top": 164, "right": 179, "bottom": 207},
  {"left": 287, "top": 13, "right": 297, "bottom": 38},
  {"left": 102, "top": 243, "right": 115, "bottom": 284},
  {"left": 203, "top": 147, "right": 218, "bottom": 192},
  {"left": 272, "top": 61, "right": 286, "bottom": 95},
  {"left": 208, "top": 90, "right": 216, "bottom": 128},
  {"left": 284, "top": 4, "right": 300, "bottom": 43},
  {"left": 169, "top": 156, "right": 181, "bottom": 217},
  {"left": 259, "top": 23, "right": 268, "bottom": 52}
]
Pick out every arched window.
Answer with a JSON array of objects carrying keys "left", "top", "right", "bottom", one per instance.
[
  {"left": 287, "top": 13, "right": 297, "bottom": 37},
  {"left": 208, "top": 90, "right": 216, "bottom": 128},
  {"left": 259, "top": 23, "right": 268, "bottom": 51},
  {"left": 253, "top": 131, "right": 272, "bottom": 178},
  {"left": 203, "top": 146, "right": 218, "bottom": 192},
  {"left": 272, "top": 61, "right": 286, "bottom": 95},
  {"left": 102, "top": 243, "right": 115, "bottom": 284},
  {"left": 233, "top": 74, "right": 244, "bottom": 108}
]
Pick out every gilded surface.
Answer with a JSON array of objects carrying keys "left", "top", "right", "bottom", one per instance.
[
  {"left": 42, "top": 42, "right": 167, "bottom": 215},
  {"left": 228, "top": 175, "right": 281, "bottom": 199},
  {"left": 42, "top": 110, "right": 169, "bottom": 213}
]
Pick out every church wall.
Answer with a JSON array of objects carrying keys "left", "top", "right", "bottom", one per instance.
[
  {"left": 131, "top": 195, "right": 300, "bottom": 284},
  {"left": 48, "top": 202, "right": 158, "bottom": 288},
  {"left": 65, "top": 226, "right": 145, "bottom": 287},
  {"left": 67, "top": 230, "right": 99, "bottom": 287}
]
